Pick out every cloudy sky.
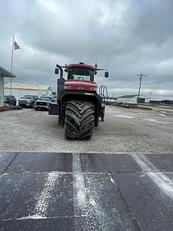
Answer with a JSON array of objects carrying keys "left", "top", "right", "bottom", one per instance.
[{"left": 0, "top": 0, "right": 173, "bottom": 98}]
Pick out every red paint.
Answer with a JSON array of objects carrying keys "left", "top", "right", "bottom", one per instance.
[{"left": 64, "top": 80, "right": 97, "bottom": 92}]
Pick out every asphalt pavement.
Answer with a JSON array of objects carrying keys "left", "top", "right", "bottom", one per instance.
[{"left": 0, "top": 152, "right": 173, "bottom": 231}]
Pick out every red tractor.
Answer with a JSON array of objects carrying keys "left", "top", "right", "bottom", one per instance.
[{"left": 49, "top": 62, "right": 109, "bottom": 139}]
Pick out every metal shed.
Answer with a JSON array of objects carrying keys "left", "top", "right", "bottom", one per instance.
[{"left": 0, "top": 66, "right": 16, "bottom": 107}]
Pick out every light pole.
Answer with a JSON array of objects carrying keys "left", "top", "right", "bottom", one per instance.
[{"left": 137, "top": 73, "right": 146, "bottom": 103}]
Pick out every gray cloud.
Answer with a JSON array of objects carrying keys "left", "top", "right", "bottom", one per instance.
[{"left": 0, "top": 0, "right": 173, "bottom": 98}]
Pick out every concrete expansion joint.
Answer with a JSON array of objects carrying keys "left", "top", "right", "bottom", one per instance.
[
  {"left": 111, "top": 172, "right": 142, "bottom": 231},
  {"left": 2, "top": 152, "right": 19, "bottom": 174}
]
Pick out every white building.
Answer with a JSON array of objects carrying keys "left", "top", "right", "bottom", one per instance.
[
  {"left": 0, "top": 66, "right": 16, "bottom": 107},
  {"left": 116, "top": 94, "right": 145, "bottom": 104},
  {"left": 4, "top": 82, "right": 52, "bottom": 100}
]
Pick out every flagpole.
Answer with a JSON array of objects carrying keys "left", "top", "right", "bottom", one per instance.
[{"left": 10, "top": 35, "right": 14, "bottom": 95}]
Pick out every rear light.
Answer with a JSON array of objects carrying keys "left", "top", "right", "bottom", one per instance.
[{"left": 64, "top": 85, "right": 72, "bottom": 90}]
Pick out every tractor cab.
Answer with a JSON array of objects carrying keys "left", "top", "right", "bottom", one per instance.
[
  {"left": 63, "top": 63, "right": 97, "bottom": 92},
  {"left": 55, "top": 62, "right": 109, "bottom": 94},
  {"left": 66, "top": 63, "right": 95, "bottom": 82}
]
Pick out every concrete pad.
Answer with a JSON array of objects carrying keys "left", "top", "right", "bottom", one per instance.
[
  {"left": 0, "top": 172, "right": 138, "bottom": 230},
  {"left": 73, "top": 174, "right": 139, "bottom": 231},
  {"left": 0, "top": 218, "right": 73, "bottom": 231},
  {"left": 0, "top": 152, "right": 17, "bottom": 173},
  {"left": 115, "top": 172, "right": 173, "bottom": 231},
  {"left": 7, "top": 152, "right": 72, "bottom": 173},
  {"left": 80, "top": 153, "right": 141, "bottom": 173},
  {"left": 0, "top": 173, "right": 73, "bottom": 220},
  {"left": 1, "top": 152, "right": 173, "bottom": 230},
  {"left": 146, "top": 154, "right": 173, "bottom": 171}
]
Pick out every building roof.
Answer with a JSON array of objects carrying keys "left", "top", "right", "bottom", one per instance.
[
  {"left": 118, "top": 94, "right": 146, "bottom": 99},
  {"left": 0, "top": 66, "right": 16, "bottom": 78},
  {"left": 4, "top": 82, "right": 51, "bottom": 91},
  {"left": 118, "top": 94, "right": 138, "bottom": 99}
]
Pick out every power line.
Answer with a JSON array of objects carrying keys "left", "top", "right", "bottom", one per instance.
[{"left": 136, "top": 73, "right": 146, "bottom": 103}]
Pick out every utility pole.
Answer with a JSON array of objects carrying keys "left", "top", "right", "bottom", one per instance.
[{"left": 137, "top": 73, "right": 146, "bottom": 103}]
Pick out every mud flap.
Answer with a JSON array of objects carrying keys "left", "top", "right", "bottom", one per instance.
[
  {"left": 100, "top": 105, "right": 105, "bottom": 121},
  {"left": 49, "top": 102, "right": 59, "bottom": 115}
]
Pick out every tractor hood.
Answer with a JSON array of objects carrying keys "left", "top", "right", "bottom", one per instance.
[{"left": 64, "top": 80, "right": 97, "bottom": 92}]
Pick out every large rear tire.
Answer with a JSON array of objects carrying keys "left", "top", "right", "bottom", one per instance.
[{"left": 65, "top": 100, "right": 95, "bottom": 140}]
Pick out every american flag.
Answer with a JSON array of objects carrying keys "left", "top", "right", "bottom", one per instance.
[{"left": 14, "top": 41, "right": 20, "bottom": 50}]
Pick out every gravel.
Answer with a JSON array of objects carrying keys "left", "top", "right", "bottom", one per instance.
[{"left": 0, "top": 106, "right": 173, "bottom": 153}]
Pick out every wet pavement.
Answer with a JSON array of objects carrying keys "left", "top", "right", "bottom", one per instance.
[{"left": 0, "top": 152, "right": 173, "bottom": 231}]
